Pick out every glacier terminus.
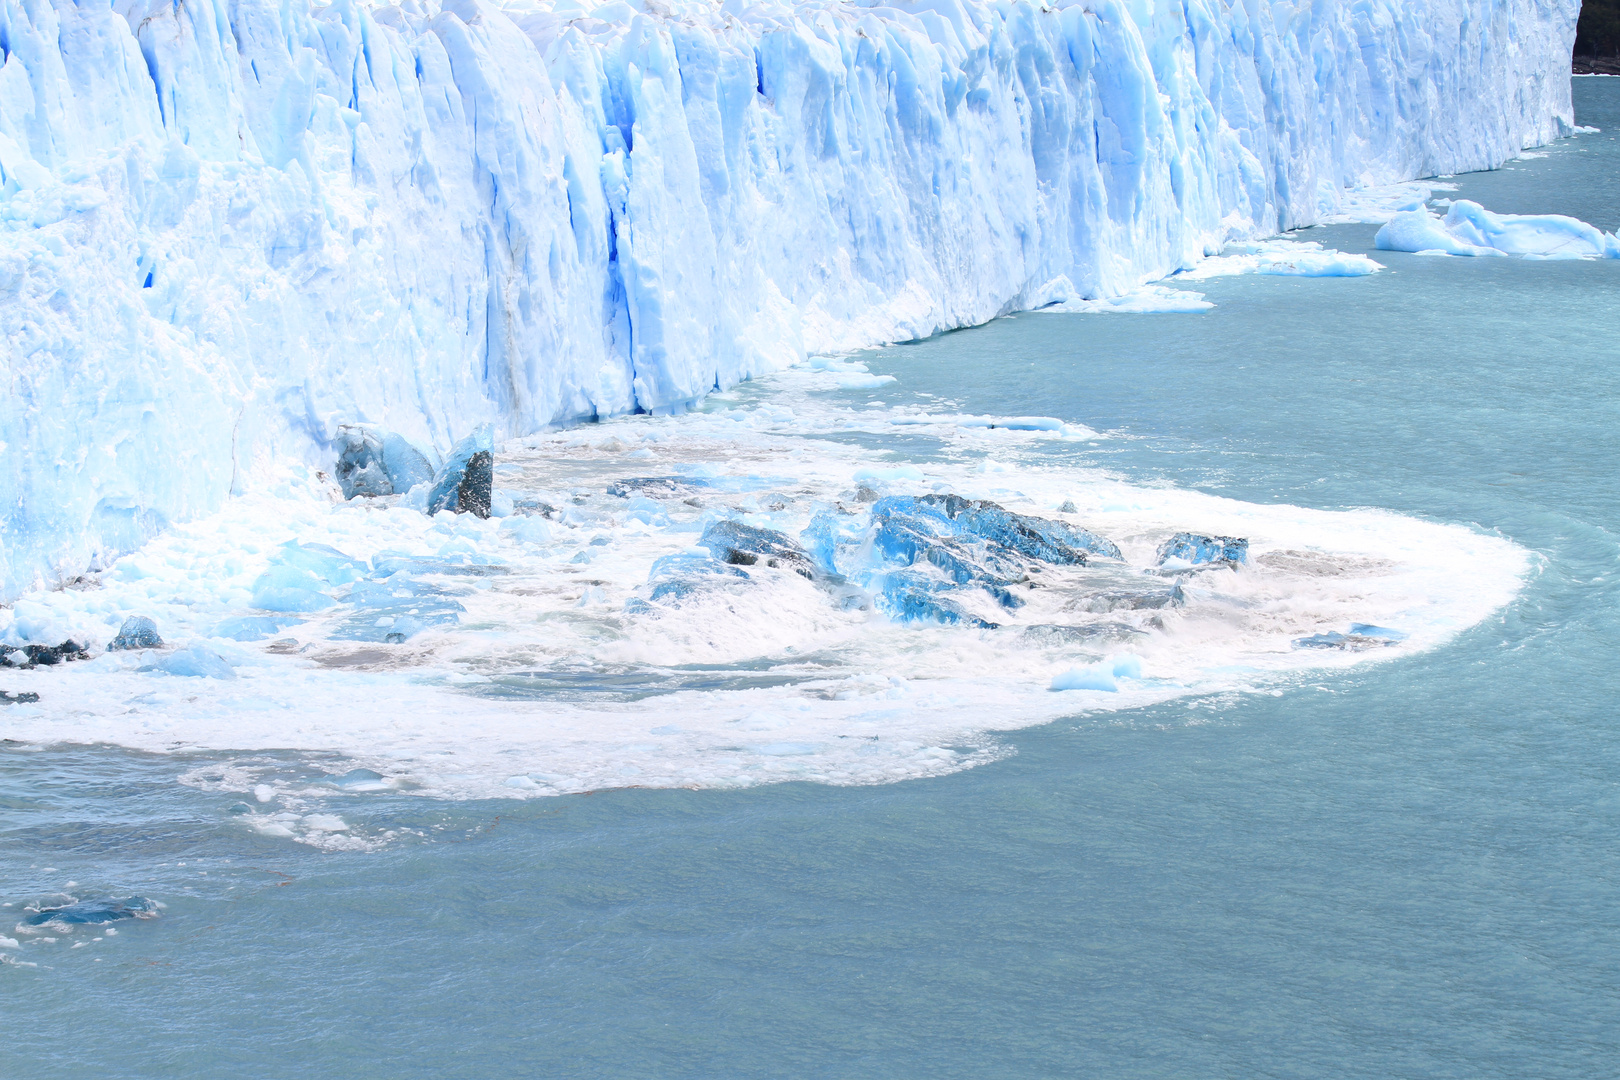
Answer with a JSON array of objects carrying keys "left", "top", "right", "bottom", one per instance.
[{"left": 0, "top": 0, "right": 1580, "bottom": 597}]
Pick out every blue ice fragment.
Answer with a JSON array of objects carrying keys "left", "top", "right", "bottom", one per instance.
[
  {"left": 213, "top": 615, "right": 302, "bottom": 642},
  {"left": 1349, "top": 623, "right": 1408, "bottom": 641},
  {"left": 800, "top": 511, "right": 840, "bottom": 575},
  {"left": 369, "top": 553, "right": 506, "bottom": 578},
  {"left": 285, "top": 543, "right": 366, "bottom": 582},
  {"left": 872, "top": 494, "right": 1116, "bottom": 568},
  {"left": 329, "top": 768, "right": 390, "bottom": 791},
  {"left": 875, "top": 571, "right": 999, "bottom": 628},
  {"left": 251, "top": 565, "right": 337, "bottom": 612},
  {"left": 1296, "top": 632, "right": 1348, "bottom": 648},
  {"left": 151, "top": 644, "right": 236, "bottom": 679},
  {"left": 1155, "top": 532, "right": 1248, "bottom": 566},
  {"left": 861, "top": 493, "right": 1119, "bottom": 626},
  {"left": 698, "top": 520, "right": 815, "bottom": 577},
  {"left": 107, "top": 615, "right": 163, "bottom": 651},
  {"left": 23, "top": 897, "right": 159, "bottom": 926},
  {"left": 426, "top": 424, "right": 494, "bottom": 516},
  {"left": 328, "top": 579, "right": 464, "bottom": 642},
  {"left": 335, "top": 428, "right": 391, "bottom": 499},
  {"left": 1050, "top": 655, "right": 1143, "bottom": 692},
  {"left": 336, "top": 428, "right": 435, "bottom": 498},
  {"left": 1294, "top": 625, "right": 1405, "bottom": 650},
  {"left": 644, "top": 552, "right": 750, "bottom": 605},
  {"left": 381, "top": 433, "right": 435, "bottom": 493}
]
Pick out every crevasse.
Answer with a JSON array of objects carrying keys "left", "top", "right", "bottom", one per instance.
[{"left": 0, "top": 0, "right": 1577, "bottom": 598}]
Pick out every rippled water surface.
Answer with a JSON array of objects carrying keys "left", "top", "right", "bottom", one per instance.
[{"left": 5, "top": 82, "right": 1620, "bottom": 1079}]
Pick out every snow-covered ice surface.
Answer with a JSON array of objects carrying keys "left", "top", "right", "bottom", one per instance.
[
  {"left": 1375, "top": 199, "right": 1620, "bottom": 258},
  {"left": 0, "top": 0, "right": 1579, "bottom": 597},
  {"left": 0, "top": 360, "right": 1531, "bottom": 835}
]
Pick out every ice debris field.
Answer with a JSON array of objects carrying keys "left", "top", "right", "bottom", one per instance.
[
  {"left": 0, "top": 358, "right": 1531, "bottom": 846},
  {"left": 0, "top": 0, "right": 1591, "bottom": 838}
]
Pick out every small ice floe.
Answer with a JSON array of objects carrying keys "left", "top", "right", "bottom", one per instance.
[
  {"left": 326, "top": 768, "right": 394, "bottom": 792},
  {"left": 143, "top": 643, "right": 235, "bottom": 679},
  {"left": 1294, "top": 624, "right": 1409, "bottom": 651},
  {"left": 212, "top": 615, "right": 302, "bottom": 642},
  {"left": 107, "top": 616, "right": 163, "bottom": 651},
  {"left": 1155, "top": 533, "right": 1249, "bottom": 568},
  {"left": 1041, "top": 284, "right": 1213, "bottom": 314},
  {"left": 20, "top": 897, "right": 159, "bottom": 928},
  {"left": 1051, "top": 655, "right": 1144, "bottom": 692},
  {"left": 1375, "top": 200, "right": 1620, "bottom": 258}
]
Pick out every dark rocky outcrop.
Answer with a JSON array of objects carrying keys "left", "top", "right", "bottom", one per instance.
[{"left": 3, "top": 641, "right": 89, "bottom": 667}]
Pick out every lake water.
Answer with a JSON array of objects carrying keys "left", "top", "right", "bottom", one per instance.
[{"left": 4, "top": 80, "right": 1620, "bottom": 1079}]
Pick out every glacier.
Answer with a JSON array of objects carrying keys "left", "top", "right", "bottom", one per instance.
[{"left": 0, "top": 0, "right": 1579, "bottom": 599}]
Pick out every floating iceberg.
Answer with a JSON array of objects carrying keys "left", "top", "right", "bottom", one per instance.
[
  {"left": 21, "top": 897, "right": 159, "bottom": 926},
  {"left": 1375, "top": 200, "right": 1620, "bottom": 258},
  {"left": 0, "top": 0, "right": 1579, "bottom": 597}
]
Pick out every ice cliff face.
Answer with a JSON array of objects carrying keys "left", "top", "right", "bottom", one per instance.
[{"left": 0, "top": 0, "right": 1578, "bottom": 597}]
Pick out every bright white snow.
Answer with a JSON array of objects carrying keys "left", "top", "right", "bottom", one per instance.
[{"left": 0, "top": 0, "right": 1580, "bottom": 597}]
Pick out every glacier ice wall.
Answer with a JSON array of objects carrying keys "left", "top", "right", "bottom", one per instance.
[{"left": 0, "top": 0, "right": 1578, "bottom": 597}]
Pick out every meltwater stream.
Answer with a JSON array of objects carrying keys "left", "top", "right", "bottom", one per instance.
[{"left": 4, "top": 80, "right": 1620, "bottom": 1079}]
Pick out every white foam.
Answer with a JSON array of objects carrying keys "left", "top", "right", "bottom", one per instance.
[{"left": 0, "top": 359, "right": 1531, "bottom": 809}]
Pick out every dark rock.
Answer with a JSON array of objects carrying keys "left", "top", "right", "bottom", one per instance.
[
  {"left": 457, "top": 450, "right": 493, "bottom": 518},
  {"left": 108, "top": 615, "right": 164, "bottom": 651},
  {"left": 0, "top": 691, "right": 40, "bottom": 704},
  {"left": 1155, "top": 532, "right": 1249, "bottom": 567},
  {"left": 7, "top": 641, "right": 89, "bottom": 668}
]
